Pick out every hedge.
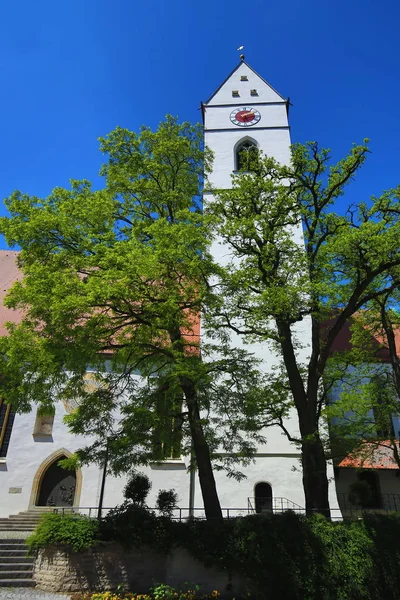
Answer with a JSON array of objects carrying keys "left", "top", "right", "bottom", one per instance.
[{"left": 28, "top": 510, "right": 400, "bottom": 599}]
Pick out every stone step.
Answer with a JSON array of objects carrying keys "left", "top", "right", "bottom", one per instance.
[
  {"left": 1, "top": 516, "right": 41, "bottom": 520},
  {"left": 12, "top": 516, "right": 46, "bottom": 520},
  {"left": 0, "top": 556, "right": 33, "bottom": 564},
  {"left": 0, "top": 527, "right": 36, "bottom": 531},
  {"left": 0, "top": 578, "right": 35, "bottom": 587},
  {"left": 0, "top": 563, "right": 33, "bottom": 571},
  {"left": 0, "top": 518, "right": 42, "bottom": 522},
  {"left": 0, "top": 550, "right": 29, "bottom": 557},
  {"left": 19, "top": 507, "right": 51, "bottom": 511},
  {"left": 0, "top": 519, "right": 42, "bottom": 524},
  {"left": 0, "top": 544, "right": 28, "bottom": 550},
  {"left": 0, "top": 569, "right": 33, "bottom": 579},
  {"left": 0, "top": 523, "right": 39, "bottom": 528},
  {"left": 0, "top": 520, "right": 41, "bottom": 524}
]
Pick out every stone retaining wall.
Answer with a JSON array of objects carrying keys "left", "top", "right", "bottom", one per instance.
[{"left": 33, "top": 544, "right": 246, "bottom": 597}]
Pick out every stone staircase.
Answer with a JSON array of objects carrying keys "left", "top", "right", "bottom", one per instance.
[
  {"left": 0, "top": 508, "right": 50, "bottom": 532},
  {"left": 0, "top": 539, "right": 35, "bottom": 587}
]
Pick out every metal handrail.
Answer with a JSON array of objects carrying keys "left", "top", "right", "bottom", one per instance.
[
  {"left": 337, "top": 492, "right": 400, "bottom": 512},
  {"left": 53, "top": 498, "right": 305, "bottom": 521}
]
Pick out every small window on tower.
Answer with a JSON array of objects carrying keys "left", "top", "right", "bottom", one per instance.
[
  {"left": 250, "top": 89, "right": 258, "bottom": 96},
  {"left": 232, "top": 90, "right": 240, "bottom": 97},
  {"left": 235, "top": 140, "right": 259, "bottom": 171},
  {"left": 240, "top": 75, "right": 248, "bottom": 81}
]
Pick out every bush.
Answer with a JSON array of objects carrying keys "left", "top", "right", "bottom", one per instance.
[
  {"left": 30, "top": 507, "right": 400, "bottom": 599},
  {"left": 26, "top": 513, "right": 99, "bottom": 553},
  {"left": 156, "top": 490, "right": 178, "bottom": 518},
  {"left": 123, "top": 472, "right": 152, "bottom": 505},
  {"left": 169, "top": 512, "right": 400, "bottom": 600},
  {"left": 100, "top": 503, "right": 172, "bottom": 551}
]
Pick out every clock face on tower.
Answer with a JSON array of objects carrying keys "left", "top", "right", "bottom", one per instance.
[{"left": 230, "top": 107, "right": 261, "bottom": 127}]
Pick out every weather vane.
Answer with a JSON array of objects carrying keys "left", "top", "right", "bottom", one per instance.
[{"left": 237, "top": 45, "right": 245, "bottom": 61}]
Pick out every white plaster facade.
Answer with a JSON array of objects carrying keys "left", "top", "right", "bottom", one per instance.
[{"left": 0, "top": 59, "right": 341, "bottom": 518}]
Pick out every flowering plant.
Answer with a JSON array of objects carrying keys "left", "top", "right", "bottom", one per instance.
[{"left": 70, "top": 587, "right": 221, "bottom": 600}]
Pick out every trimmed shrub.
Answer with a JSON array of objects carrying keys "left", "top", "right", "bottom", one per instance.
[
  {"left": 26, "top": 513, "right": 99, "bottom": 553},
  {"left": 156, "top": 489, "right": 178, "bottom": 518},
  {"left": 123, "top": 472, "right": 152, "bottom": 505}
]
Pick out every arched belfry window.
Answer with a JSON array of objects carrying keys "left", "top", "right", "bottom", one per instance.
[
  {"left": 254, "top": 481, "right": 273, "bottom": 513},
  {"left": 235, "top": 139, "right": 259, "bottom": 171}
]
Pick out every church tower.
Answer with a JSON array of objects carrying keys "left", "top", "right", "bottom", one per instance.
[
  {"left": 201, "top": 58, "right": 340, "bottom": 513},
  {"left": 202, "top": 55, "right": 291, "bottom": 191}
]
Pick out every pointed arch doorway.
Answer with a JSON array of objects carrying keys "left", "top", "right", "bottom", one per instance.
[{"left": 29, "top": 449, "right": 82, "bottom": 509}]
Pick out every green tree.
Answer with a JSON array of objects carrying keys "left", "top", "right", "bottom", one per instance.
[
  {"left": 327, "top": 293, "right": 400, "bottom": 472},
  {"left": 0, "top": 117, "right": 265, "bottom": 522},
  {"left": 208, "top": 142, "right": 400, "bottom": 515}
]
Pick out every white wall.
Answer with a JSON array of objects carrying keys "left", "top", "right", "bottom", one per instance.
[{"left": 0, "top": 402, "right": 103, "bottom": 517}]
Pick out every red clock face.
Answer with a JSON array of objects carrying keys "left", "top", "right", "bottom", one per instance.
[
  {"left": 230, "top": 107, "right": 261, "bottom": 127},
  {"left": 236, "top": 110, "right": 256, "bottom": 123}
]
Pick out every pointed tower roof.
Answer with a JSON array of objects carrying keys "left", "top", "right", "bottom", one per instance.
[{"left": 204, "top": 57, "right": 287, "bottom": 106}]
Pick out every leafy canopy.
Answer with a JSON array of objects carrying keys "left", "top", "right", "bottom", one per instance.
[{"left": 0, "top": 116, "right": 268, "bottom": 479}]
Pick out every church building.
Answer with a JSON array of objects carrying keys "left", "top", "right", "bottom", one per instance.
[{"left": 2, "top": 57, "right": 392, "bottom": 519}]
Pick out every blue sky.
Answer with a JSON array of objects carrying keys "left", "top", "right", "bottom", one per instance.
[{"left": 0, "top": 0, "right": 399, "bottom": 249}]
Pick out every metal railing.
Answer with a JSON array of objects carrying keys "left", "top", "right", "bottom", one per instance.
[
  {"left": 53, "top": 506, "right": 253, "bottom": 520},
  {"left": 52, "top": 504, "right": 350, "bottom": 521},
  {"left": 337, "top": 492, "right": 400, "bottom": 514},
  {"left": 247, "top": 496, "right": 305, "bottom": 514}
]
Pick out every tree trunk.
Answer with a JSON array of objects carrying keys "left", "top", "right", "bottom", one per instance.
[
  {"left": 276, "top": 319, "right": 331, "bottom": 517},
  {"left": 182, "top": 379, "right": 223, "bottom": 522},
  {"left": 301, "top": 432, "right": 330, "bottom": 517}
]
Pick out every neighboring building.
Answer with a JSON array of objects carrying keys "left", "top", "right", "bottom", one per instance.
[
  {"left": 329, "top": 321, "right": 400, "bottom": 515},
  {"left": 0, "top": 58, "right": 342, "bottom": 518}
]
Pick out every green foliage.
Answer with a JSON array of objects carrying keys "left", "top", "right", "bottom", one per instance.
[
  {"left": 208, "top": 140, "right": 400, "bottom": 511},
  {"left": 33, "top": 507, "right": 400, "bottom": 599},
  {"left": 124, "top": 472, "right": 152, "bottom": 505},
  {"left": 26, "top": 513, "right": 99, "bottom": 553},
  {"left": 100, "top": 504, "right": 172, "bottom": 551},
  {"left": 156, "top": 489, "right": 178, "bottom": 517},
  {"left": 171, "top": 513, "right": 400, "bottom": 600},
  {"left": 0, "top": 116, "right": 268, "bottom": 521}
]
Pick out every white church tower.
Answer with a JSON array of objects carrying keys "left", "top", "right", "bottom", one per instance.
[
  {"left": 202, "top": 55, "right": 291, "bottom": 187},
  {"left": 201, "top": 56, "right": 339, "bottom": 513}
]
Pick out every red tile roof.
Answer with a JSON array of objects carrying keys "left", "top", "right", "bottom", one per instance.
[
  {"left": 339, "top": 441, "right": 400, "bottom": 470},
  {"left": 0, "top": 250, "right": 200, "bottom": 344},
  {"left": 0, "top": 251, "right": 23, "bottom": 336}
]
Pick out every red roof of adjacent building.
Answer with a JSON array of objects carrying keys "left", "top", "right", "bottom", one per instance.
[
  {"left": 0, "top": 251, "right": 23, "bottom": 336},
  {"left": 339, "top": 441, "right": 400, "bottom": 470},
  {"left": 0, "top": 250, "right": 200, "bottom": 343}
]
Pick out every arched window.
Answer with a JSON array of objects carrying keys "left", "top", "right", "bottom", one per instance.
[
  {"left": 235, "top": 140, "right": 259, "bottom": 171},
  {"left": 254, "top": 481, "right": 273, "bottom": 513}
]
